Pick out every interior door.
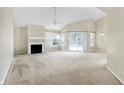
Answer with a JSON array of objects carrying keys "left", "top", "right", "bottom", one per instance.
[{"left": 68, "top": 32, "right": 83, "bottom": 51}]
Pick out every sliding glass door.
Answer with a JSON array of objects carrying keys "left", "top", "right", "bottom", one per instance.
[{"left": 68, "top": 32, "right": 83, "bottom": 51}]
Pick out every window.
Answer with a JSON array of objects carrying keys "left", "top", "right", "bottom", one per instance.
[
  {"left": 52, "top": 33, "right": 60, "bottom": 46},
  {"left": 89, "top": 32, "right": 95, "bottom": 47},
  {"left": 68, "top": 32, "right": 83, "bottom": 51}
]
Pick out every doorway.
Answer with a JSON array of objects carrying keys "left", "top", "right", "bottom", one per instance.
[{"left": 68, "top": 32, "right": 83, "bottom": 51}]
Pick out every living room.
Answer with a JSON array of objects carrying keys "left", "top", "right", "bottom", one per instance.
[{"left": 0, "top": 7, "right": 124, "bottom": 85}]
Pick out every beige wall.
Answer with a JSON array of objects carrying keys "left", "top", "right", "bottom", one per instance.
[
  {"left": 60, "top": 32, "right": 68, "bottom": 51},
  {"left": 14, "top": 27, "right": 28, "bottom": 55},
  {"left": 95, "top": 16, "right": 108, "bottom": 52},
  {"left": 14, "top": 25, "right": 60, "bottom": 54},
  {"left": 14, "top": 20, "right": 97, "bottom": 53},
  {"left": 28, "top": 25, "right": 45, "bottom": 37},
  {"left": 28, "top": 25, "right": 60, "bottom": 52},
  {"left": 63, "top": 19, "right": 95, "bottom": 32},
  {"left": 0, "top": 8, "right": 14, "bottom": 84},
  {"left": 107, "top": 8, "right": 124, "bottom": 83},
  {"left": 45, "top": 30, "right": 60, "bottom": 52}
]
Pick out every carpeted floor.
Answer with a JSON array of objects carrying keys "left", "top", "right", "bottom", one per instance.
[{"left": 5, "top": 51, "right": 120, "bottom": 85}]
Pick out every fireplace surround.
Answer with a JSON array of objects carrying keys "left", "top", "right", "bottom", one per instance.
[{"left": 28, "top": 42, "right": 44, "bottom": 54}]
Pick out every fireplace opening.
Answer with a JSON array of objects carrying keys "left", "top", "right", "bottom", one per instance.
[{"left": 31, "top": 44, "right": 42, "bottom": 54}]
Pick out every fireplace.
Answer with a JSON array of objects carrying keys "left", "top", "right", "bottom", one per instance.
[
  {"left": 31, "top": 44, "right": 42, "bottom": 54},
  {"left": 28, "top": 42, "right": 44, "bottom": 54}
]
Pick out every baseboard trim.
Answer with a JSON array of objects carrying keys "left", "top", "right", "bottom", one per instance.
[
  {"left": 96, "top": 50, "right": 106, "bottom": 53},
  {"left": 106, "top": 66, "right": 124, "bottom": 85},
  {"left": 3, "top": 58, "right": 15, "bottom": 85}
]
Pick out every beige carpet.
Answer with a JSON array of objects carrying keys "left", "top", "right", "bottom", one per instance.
[{"left": 5, "top": 51, "right": 120, "bottom": 85}]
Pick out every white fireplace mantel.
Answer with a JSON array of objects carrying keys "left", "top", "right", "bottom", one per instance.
[{"left": 28, "top": 41, "right": 44, "bottom": 54}]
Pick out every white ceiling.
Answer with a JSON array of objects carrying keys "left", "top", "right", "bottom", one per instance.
[
  {"left": 13, "top": 7, "right": 107, "bottom": 30},
  {"left": 98, "top": 7, "right": 113, "bottom": 13}
]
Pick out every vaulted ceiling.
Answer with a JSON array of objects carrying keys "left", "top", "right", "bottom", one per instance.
[
  {"left": 12, "top": 7, "right": 109, "bottom": 30},
  {"left": 97, "top": 7, "right": 113, "bottom": 13}
]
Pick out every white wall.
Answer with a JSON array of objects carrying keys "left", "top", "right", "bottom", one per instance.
[
  {"left": 14, "top": 27, "right": 28, "bottom": 55},
  {"left": 107, "top": 8, "right": 124, "bottom": 83},
  {"left": 95, "top": 16, "right": 108, "bottom": 53},
  {"left": 0, "top": 8, "right": 14, "bottom": 84}
]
